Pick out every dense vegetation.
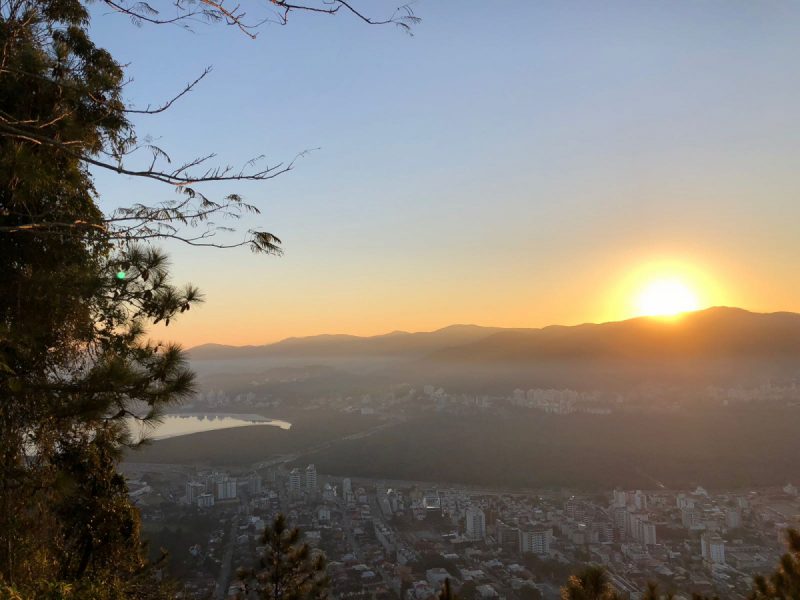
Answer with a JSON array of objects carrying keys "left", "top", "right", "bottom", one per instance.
[
  {"left": 0, "top": 0, "right": 197, "bottom": 594},
  {"left": 0, "top": 0, "right": 414, "bottom": 596},
  {"left": 128, "top": 404, "right": 800, "bottom": 489},
  {"left": 290, "top": 409, "right": 800, "bottom": 489}
]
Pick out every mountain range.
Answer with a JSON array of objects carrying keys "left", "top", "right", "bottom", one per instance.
[{"left": 188, "top": 307, "right": 800, "bottom": 390}]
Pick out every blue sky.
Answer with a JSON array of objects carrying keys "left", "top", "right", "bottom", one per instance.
[{"left": 89, "top": 1, "right": 800, "bottom": 346}]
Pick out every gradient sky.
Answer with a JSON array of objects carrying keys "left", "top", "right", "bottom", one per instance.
[{"left": 89, "top": 1, "right": 800, "bottom": 347}]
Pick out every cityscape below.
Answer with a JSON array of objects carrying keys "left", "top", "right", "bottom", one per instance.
[
  {"left": 124, "top": 457, "right": 799, "bottom": 600},
  {"left": 120, "top": 308, "right": 800, "bottom": 599}
]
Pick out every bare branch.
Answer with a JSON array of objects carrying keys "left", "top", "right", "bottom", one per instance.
[
  {"left": 0, "top": 120, "right": 305, "bottom": 185},
  {"left": 125, "top": 67, "right": 213, "bottom": 114},
  {"left": 270, "top": 1, "right": 419, "bottom": 33},
  {"left": 97, "top": 0, "right": 420, "bottom": 36}
]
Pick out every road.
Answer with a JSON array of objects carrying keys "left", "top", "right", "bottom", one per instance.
[{"left": 213, "top": 516, "right": 239, "bottom": 600}]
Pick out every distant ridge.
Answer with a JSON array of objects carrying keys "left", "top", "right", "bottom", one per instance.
[
  {"left": 405, "top": 307, "right": 800, "bottom": 390},
  {"left": 189, "top": 307, "right": 800, "bottom": 363},
  {"left": 188, "top": 323, "right": 507, "bottom": 360},
  {"left": 426, "top": 307, "right": 800, "bottom": 363}
]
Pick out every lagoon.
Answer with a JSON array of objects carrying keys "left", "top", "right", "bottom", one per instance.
[{"left": 131, "top": 413, "right": 291, "bottom": 441}]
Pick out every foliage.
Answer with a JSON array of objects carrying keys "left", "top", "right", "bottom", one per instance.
[
  {"left": 437, "top": 578, "right": 457, "bottom": 600},
  {"left": 560, "top": 566, "right": 620, "bottom": 600},
  {"left": 559, "top": 530, "right": 800, "bottom": 600},
  {"left": 750, "top": 528, "right": 800, "bottom": 599},
  {"left": 0, "top": 0, "right": 197, "bottom": 591},
  {"left": 0, "top": 0, "right": 413, "bottom": 594},
  {"left": 238, "top": 514, "right": 329, "bottom": 600},
  {"left": 640, "top": 582, "right": 676, "bottom": 600}
]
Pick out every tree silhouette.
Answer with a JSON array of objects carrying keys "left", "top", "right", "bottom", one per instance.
[
  {"left": 560, "top": 566, "right": 621, "bottom": 600},
  {"left": 0, "top": 0, "right": 419, "bottom": 595},
  {"left": 239, "top": 514, "right": 329, "bottom": 600},
  {"left": 750, "top": 528, "right": 800, "bottom": 599},
  {"left": 437, "top": 578, "right": 457, "bottom": 600}
]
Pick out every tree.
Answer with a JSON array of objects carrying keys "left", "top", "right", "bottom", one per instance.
[
  {"left": 0, "top": 0, "right": 418, "bottom": 595},
  {"left": 437, "top": 578, "right": 458, "bottom": 600},
  {"left": 238, "top": 514, "right": 329, "bottom": 600},
  {"left": 558, "top": 530, "right": 800, "bottom": 600},
  {"left": 750, "top": 528, "right": 800, "bottom": 599},
  {"left": 640, "top": 582, "right": 675, "bottom": 600},
  {"left": 560, "top": 566, "right": 620, "bottom": 600},
  {"left": 0, "top": 0, "right": 196, "bottom": 591},
  {"left": 639, "top": 581, "right": 718, "bottom": 600}
]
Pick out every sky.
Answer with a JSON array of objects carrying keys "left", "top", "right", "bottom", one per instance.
[{"left": 89, "top": 1, "right": 800, "bottom": 347}]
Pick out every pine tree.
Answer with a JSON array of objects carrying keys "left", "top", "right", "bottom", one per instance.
[
  {"left": 437, "top": 578, "right": 457, "bottom": 600},
  {"left": 239, "top": 514, "right": 329, "bottom": 600},
  {"left": 750, "top": 528, "right": 800, "bottom": 599},
  {"left": 0, "top": 0, "right": 416, "bottom": 595},
  {"left": 560, "top": 566, "right": 621, "bottom": 600},
  {"left": 0, "top": 0, "right": 195, "bottom": 592}
]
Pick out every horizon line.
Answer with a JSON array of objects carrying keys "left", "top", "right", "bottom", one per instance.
[{"left": 184, "top": 304, "right": 777, "bottom": 351}]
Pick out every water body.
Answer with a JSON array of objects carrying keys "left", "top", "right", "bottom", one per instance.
[{"left": 130, "top": 413, "right": 291, "bottom": 441}]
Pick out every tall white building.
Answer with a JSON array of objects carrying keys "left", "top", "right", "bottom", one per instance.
[
  {"left": 215, "top": 478, "right": 237, "bottom": 500},
  {"left": 197, "top": 493, "right": 215, "bottom": 508},
  {"left": 186, "top": 481, "right": 205, "bottom": 504},
  {"left": 465, "top": 506, "right": 486, "bottom": 541},
  {"left": 520, "top": 527, "right": 551, "bottom": 555},
  {"left": 289, "top": 468, "right": 303, "bottom": 494},
  {"left": 682, "top": 507, "right": 700, "bottom": 529},
  {"left": 641, "top": 521, "right": 657, "bottom": 546},
  {"left": 626, "top": 511, "right": 644, "bottom": 540},
  {"left": 247, "top": 473, "right": 263, "bottom": 495},
  {"left": 342, "top": 478, "right": 354, "bottom": 503},
  {"left": 305, "top": 464, "right": 317, "bottom": 491},
  {"left": 701, "top": 533, "right": 726, "bottom": 566}
]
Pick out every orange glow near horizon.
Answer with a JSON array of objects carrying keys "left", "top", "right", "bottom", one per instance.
[
  {"left": 634, "top": 278, "right": 700, "bottom": 317},
  {"left": 611, "top": 259, "right": 727, "bottom": 322},
  {"left": 148, "top": 255, "right": 751, "bottom": 348}
]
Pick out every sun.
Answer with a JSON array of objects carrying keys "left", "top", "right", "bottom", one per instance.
[{"left": 635, "top": 278, "right": 700, "bottom": 317}]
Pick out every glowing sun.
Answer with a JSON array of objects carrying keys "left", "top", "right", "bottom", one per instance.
[{"left": 635, "top": 278, "right": 700, "bottom": 317}]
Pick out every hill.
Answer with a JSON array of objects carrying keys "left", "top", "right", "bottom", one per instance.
[
  {"left": 188, "top": 324, "right": 506, "bottom": 360},
  {"left": 187, "top": 308, "right": 800, "bottom": 390},
  {"left": 405, "top": 307, "right": 800, "bottom": 391},
  {"left": 427, "top": 307, "right": 800, "bottom": 362}
]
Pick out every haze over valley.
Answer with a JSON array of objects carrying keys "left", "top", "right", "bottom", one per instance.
[{"left": 128, "top": 307, "right": 800, "bottom": 491}]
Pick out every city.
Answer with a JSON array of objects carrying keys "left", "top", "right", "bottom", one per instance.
[{"left": 123, "top": 456, "right": 800, "bottom": 599}]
